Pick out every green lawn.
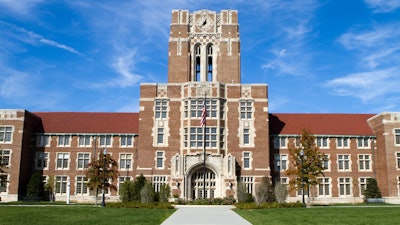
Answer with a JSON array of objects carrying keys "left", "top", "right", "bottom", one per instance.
[
  {"left": 0, "top": 205, "right": 175, "bottom": 225},
  {"left": 235, "top": 206, "right": 400, "bottom": 225}
]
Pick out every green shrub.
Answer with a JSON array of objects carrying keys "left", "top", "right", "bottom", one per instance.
[
  {"left": 158, "top": 184, "right": 171, "bottom": 203},
  {"left": 235, "top": 201, "right": 303, "bottom": 209},
  {"left": 363, "top": 178, "right": 382, "bottom": 201},
  {"left": 119, "top": 180, "right": 134, "bottom": 203},
  {"left": 107, "top": 202, "right": 174, "bottom": 209},
  {"left": 274, "top": 182, "right": 288, "bottom": 203},
  {"left": 26, "top": 171, "right": 44, "bottom": 200},
  {"left": 140, "top": 182, "right": 155, "bottom": 203}
]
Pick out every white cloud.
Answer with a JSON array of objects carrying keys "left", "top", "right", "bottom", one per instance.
[
  {"left": 365, "top": 0, "right": 400, "bottom": 13},
  {"left": 0, "top": 0, "right": 44, "bottom": 16},
  {"left": 338, "top": 24, "right": 400, "bottom": 69},
  {"left": 326, "top": 68, "right": 400, "bottom": 102}
]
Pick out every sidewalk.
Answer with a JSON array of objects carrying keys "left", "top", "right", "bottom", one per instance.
[{"left": 161, "top": 205, "right": 252, "bottom": 225}]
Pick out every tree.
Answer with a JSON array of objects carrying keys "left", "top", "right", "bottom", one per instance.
[
  {"left": 44, "top": 175, "right": 55, "bottom": 202},
  {"left": 286, "top": 129, "right": 326, "bottom": 196},
  {"left": 26, "top": 171, "right": 44, "bottom": 200},
  {"left": 140, "top": 182, "right": 155, "bottom": 203},
  {"left": 132, "top": 174, "right": 147, "bottom": 202},
  {"left": 274, "top": 182, "right": 288, "bottom": 203},
  {"left": 237, "top": 182, "right": 254, "bottom": 203},
  {"left": 86, "top": 153, "right": 119, "bottom": 205},
  {"left": 158, "top": 184, "right": 171, "bottom": 203},
  {"left": 255, "top": 176, "right": 275, "bottom": 205},
  {"left": 363, "top": 178, "right": 382, "bottom": 200},
  {"left": 119, "top": 180, "right": 134, "bottom": 203}
]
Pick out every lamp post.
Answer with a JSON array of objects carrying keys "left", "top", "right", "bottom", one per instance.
[
  {"left": 101, "top": 148, "right": 107, "bottom": 207},
  {"left": 300, "top": 149, "right": 305, "bottom": 207}
]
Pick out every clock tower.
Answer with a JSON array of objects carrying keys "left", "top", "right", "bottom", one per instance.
[{"left": 168, "top": 10, "right": 240, "bottom": 83}]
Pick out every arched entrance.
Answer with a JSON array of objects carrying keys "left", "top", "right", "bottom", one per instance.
[{"left": 190, "top": 167, "right": 216, "bottom": 199}]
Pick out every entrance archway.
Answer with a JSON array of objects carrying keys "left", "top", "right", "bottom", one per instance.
[{"left": 190, "top": 167, "right": 216, "bottom": 199}]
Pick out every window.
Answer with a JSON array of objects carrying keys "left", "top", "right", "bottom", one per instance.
[
  {"left": 118, "top": 176, "right": 131, "bottom": 188},
  {"left": 120, "top": 153, "right": 132, "bottom": 170},
  {"left": 0, "top": 126, "right": 12, "bottom": 143},
  {"left": 78, "top": 135, "right": 91, "bottom": 147},
  {"left": 187, "top": 99, "right": 218, "bottom": 119},
  {"left": 318, "top": 178, "right": 330, "bottom": 196},
  {"left": 76, "top": 176, "right": 88, "bottom": 195},
  {"left": 337, "top": 137, "right": 349, "bottom": 148},
  {"left": 338, "top": 154, "right": 350, "bottom": 171},
  {"left": 323, "top": 155, "right": 330, "bottom": 171},
  {"left": 273, "top": 137, "right": 287, "bottom": 149},
  {"left": 36, "top": 152, "right": 48, "bottom": 169},
  {"left": 156, "top": 151, "right": 164, "bottom": 168},
  {"left": 240, "top": 176, "right": 254, "bottom": 194},
  {"left": 357, "top": 137, "right": 370, "bottom": 148},
  {"left": 153, "top": 176, "right": 167, "bottom": 192},
  {"left": 187, "top": 127, "right": 218, "bottom": 148},
  {"left": 99, "top": 135, "right": 112, "bottom": 147},
  {"left": 36, "top": 135, "right": 50, "bottom": 147},
  {"left": 338, "top": 177, "right": 352, "bottom": 196},
  {"left": 56, "top": 153, "right": 69, "bottom": 169},
  {"left": 275, "top": 154, "right": 287, "bottom": 171},
  {"left": 0, "top": 150, "right": 10, "bottom": 167},
  {"left": 397, "top": 153, "right": 400, "bottom": 169},
  {"left": 243, "top": 152, "right": 251, "bottom": 169},
  {"left": 395, "top": 129, "right": 400, "bottom": 145},
  {"left": 157, "top": 128, "right": 164, "bottom": 144},
  {"left": 0, "top": 174, "right": 7, "bottom": 192},
  {"left": 243, "top": 128, "right": 250, "bottom": 145},
  {"left": 317, "top": 137, "right": 329, "bottom": 148},
  {"left": 155, "top": 99, "right": 168, "bottom": 119},
  {"left": 58, "top": 135, "right": 70, "bottom": 147},
  {"left": 77, "top": 153, "right": 90, "bottom": 169},
  {"left": 240, "top": 100, "right": 252, "bottom": 119},
  {"left": 358, "top": 154, "right": 371, "bottom": 171},
  {"left": 207, "top": 44, "right": 213, "bottom": 81},
  {"left": 120, "top": 135, "right": 133, "bottom": 147},
  {"left": 55, "top": 176, "right": 68, "bottom": 194},
  {"left": 359, "top": 177, "right": 369, "bottom": 196}
]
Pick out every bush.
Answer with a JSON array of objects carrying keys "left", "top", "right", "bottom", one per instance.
[
  {"left": 237, "top": 182, "right": 254, "bottom": 203},
  {"left": 140, "top": 182, "right": 155, "bottom": 203},
  {"left": 119, "top": 180, "right": 135, "bottom": 203},
  {"left": 107, "top": 202, "right": 174, "bottom": 209},
  {"left": 26, "top": 171, "right": 44, "bottom": 200},
  {"left": 235, "top": 201, "right": 303, "bottom": 209},
  {"left": 274, "top": 182, "right": 288, "bottom": 203},
  {"left": 158, "top": 184, "right": 171, "bottom": 203},
  {"left": 255, "top": 176, "right": 275, "bottom": 205},
  {"left": 133, "top": 174, "right": 147, "bottom": 202},
  {"left": 363, "top": 178, "right": 382, "bottom": 201}
]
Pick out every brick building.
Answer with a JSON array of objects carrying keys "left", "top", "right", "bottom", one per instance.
[{"left": 0, "top": 10, "right": 400, "bottom": 204}]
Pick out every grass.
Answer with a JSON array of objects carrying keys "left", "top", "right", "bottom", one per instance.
[
  {"left": 0, "top": 205, "right": 175, "bottom": 225},
  {"left": 235, "top": 206, "right": 400, "bottom": 225}
]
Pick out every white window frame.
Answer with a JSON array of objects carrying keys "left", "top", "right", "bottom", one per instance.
[
  {"left": 120, "top": 135, "right": 134, "bottom": 147},
  {"left": 275, "top": 154, "right": 287, "bottom": 171},
  {"left": 75, "top": 176, "right": 88, "bottom": 195},
  {"left": 188, "top": 127, "right": 218, "bottom": 149},
  {"left": 395, "top": 129, "right": 400, "bottom": 146},
  {"left": 56, "top": 153, "right": 70, "bottom": 170},
  {"left": 316, "top": 137, "right": 329, "bottom": 148},
  {"left": 155, "top": 99, "right": 168, "bottom": 119},
  {"left": 77, "top": 153, "right": 90, "bottom": 169},
  {"left": 338, "top": 177, "right": 352, "bottom": 197},
  {"left": 243, "top": 128, "right": 250, "bottom": 145},
  {"left": 55, "top": 176, "right": 68, "bottom": 195},
  {"left": 239, "top": 100, "right": 253, "bottom": 120},
  {"left": 157, "top": 128, "right": 164, "bottom": 144},
  {"left": 357, "top": 137, "right": 370, "bottom": 149},
  {"left": 99, "top": 135, "right": 112, "bottom": 147},
  {"left": 359, "top": 177, "right": 370, "bottom": 197},
  {"left": 338, "top": 154, "right": 351, "bottom": 171},
  {"left": 155, "top": 151, "right": 165, "bottom": 169},
  {"left": 318, "top": 177, "right": 331, "bottom": 197},
  {"left": 35, "top": 152, "right": 48, "bottom": 170},
  {"left": 242, "top": 151, "right": 252, "bottom": 170},
  {"left": 273, "top": 137, "right": 287, "bottom": 149},
  {"left": 36, "top": 135, "right": 50, "bottom": 147},
  {"left": 358, "top": 154, "right": 371, "bottom": 171},
  {"left": 337, "top": 137, "right": 349, "bottom": 148},
  {"left": 152, "top": 176, "right": 167, "bottom": 192},
  {"left": 323, "top": 154, "right": 330, "bottom": 171},
  {"left": 78, "top": 135, "right": 91, "bottom": 147},
  {"left": 0, "top": 149, "right": 11, "bottom": 167},
  {"left": 240, "top": 176, "right": 254, "bottom": 194},
  {"left": 397, "top": 152, "right": 400, "bottom": 170},
  {"left": 0, "top": 126, "right": 13, "bottom": 144},
  {"left": 119, "top": 153, "right": 132, "bottom": 170},
  {"left": 57, "top": 135, "right": 71, "bottom": 147},
  {"left": 0, "top": 173, "right": 9, "bottom": 193}
]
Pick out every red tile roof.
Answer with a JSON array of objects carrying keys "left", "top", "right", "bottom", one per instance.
[
  {"left": 33, "top": 112, "right": 139, "bottom": 134},
  {"left": 269, "top": 113, "right": 374, "bottom": 136}
]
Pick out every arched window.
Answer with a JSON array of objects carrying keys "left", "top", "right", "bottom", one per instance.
[
  {"left": 207, "top": 44, "right": 213, "bottom": 81},
  {"left": 195, "top": 44, "right": 201, "bottom": 81}
]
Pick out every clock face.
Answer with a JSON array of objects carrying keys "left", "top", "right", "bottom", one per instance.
[{"left": 196, "top": 16, "right": 213, "bottom": 31}]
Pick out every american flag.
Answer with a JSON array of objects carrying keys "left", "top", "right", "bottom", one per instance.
[{"left": 200, "top": 106, "right": 207, "bottom": 127}]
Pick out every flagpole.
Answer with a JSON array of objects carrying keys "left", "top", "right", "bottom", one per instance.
[{"left": 203, "top": 94, "right": 206, "bottom": 199}]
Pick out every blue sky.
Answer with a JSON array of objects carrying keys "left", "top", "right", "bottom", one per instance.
[{"left": 0, "top": 0, "right": 399, "bottom": 113}]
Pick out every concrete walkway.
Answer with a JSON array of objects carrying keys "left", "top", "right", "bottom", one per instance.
[{"left": 161, "top": 205, "right": 252, "bottom": 225}]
